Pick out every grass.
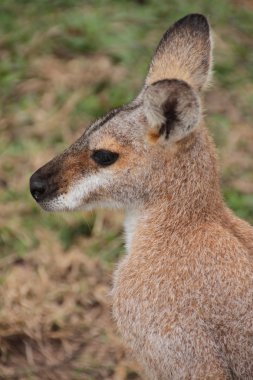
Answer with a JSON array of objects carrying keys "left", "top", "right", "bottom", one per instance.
[{"left": 0, "top": 0, "right": 253, "bottom": 378}]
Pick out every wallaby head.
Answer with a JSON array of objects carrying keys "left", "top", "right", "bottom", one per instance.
[{"left": 30, "top": 14, "right": 213, "bottom": 213}]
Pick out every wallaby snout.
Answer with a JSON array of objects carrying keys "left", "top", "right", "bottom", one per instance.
[
  {"left": 30, "top": 160, "right": 60, "bottom": 203},
  {"left": 30, "top": 147, "right": 94, "bottom": 211},
  {"left": 30, "top": 154, "right": 66, "bottom": 207}
]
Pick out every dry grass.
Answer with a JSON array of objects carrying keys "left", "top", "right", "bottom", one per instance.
[{"left": 0, "top": 240, "right": 140, "bottom": 379}]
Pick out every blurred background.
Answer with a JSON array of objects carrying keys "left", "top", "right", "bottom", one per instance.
[{"left": 0, "top": 0, "right": 253, "bottom": 379}]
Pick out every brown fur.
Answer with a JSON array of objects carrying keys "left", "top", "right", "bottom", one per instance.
[{"left": 30, "top": 14, "right": 253, "bottom": 379}]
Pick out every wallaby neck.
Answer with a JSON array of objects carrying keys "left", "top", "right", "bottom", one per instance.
[{"left": 125, "top": 126, "right": 225, "bottom": 255}]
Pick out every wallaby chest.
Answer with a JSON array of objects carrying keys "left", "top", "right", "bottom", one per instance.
[{"left": 112, "top": 251, "right": 198, "bottom": 344}]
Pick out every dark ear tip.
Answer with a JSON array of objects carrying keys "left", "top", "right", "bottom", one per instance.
[{"left": 175, "top": 13, "right": 210, "bottom": 34}]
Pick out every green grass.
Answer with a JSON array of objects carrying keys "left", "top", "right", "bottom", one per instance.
[{"left": 224, "top": 189, "right": 253, "bottom": 224}]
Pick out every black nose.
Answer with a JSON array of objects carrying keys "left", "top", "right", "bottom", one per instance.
[{"left": 30, "top": 173, "right": 47, "bottom": 202}]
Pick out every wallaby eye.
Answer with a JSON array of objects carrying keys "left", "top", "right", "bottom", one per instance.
[{"left": 91, "top": 149, "right": 119, "bottom": 167}]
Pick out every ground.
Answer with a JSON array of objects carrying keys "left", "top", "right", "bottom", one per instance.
[{"left": 0, "top": 0, "right": 253, "bottom": 379}]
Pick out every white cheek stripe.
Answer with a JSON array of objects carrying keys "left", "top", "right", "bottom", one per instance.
[
  {"left": 64, "top": 172, "right": 110, "bottom": 209},
  {"left": 42, "top": 172, "right": 111, "bottom": 211}
]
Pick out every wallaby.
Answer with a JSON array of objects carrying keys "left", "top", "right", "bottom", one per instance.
[{"left": 30, "top": 14, "right": 253, "bottom": 379}]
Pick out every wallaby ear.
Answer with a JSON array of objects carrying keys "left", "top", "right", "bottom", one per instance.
[
  {"left": 146, "top": 14, "right": 212, "bottom": 92},
  {"left": 143, "top": 79, "right": 200, "bottom": 143}
]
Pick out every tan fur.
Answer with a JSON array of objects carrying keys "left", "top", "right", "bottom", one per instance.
[
  {"left": 146, "top": 14, "right": 212, "bottom": 91},
  {"left": 30, "top": 14, "right": 253, "bottom": 379},
  {"left": 113, "top": 126, "right": 253, "bottom": 379}
]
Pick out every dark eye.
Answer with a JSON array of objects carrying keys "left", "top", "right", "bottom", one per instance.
[{"left": 91, "top": 149, "right": 119, "bottom": 167}]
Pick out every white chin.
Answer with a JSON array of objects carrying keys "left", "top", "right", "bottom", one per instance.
[
  {"left": 39, "top": 197, "right": 123, "bottom": 213},
  {"left": 39, "top": 194, "right": 80, "bottom": 212}
]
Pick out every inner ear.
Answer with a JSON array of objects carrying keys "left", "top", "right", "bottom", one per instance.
[
  {"left": 143, "top": 79, "right": 200, "bottom": 143},
  {"left": 160, "top": 96, "right": 179, "bottom": 139}
]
